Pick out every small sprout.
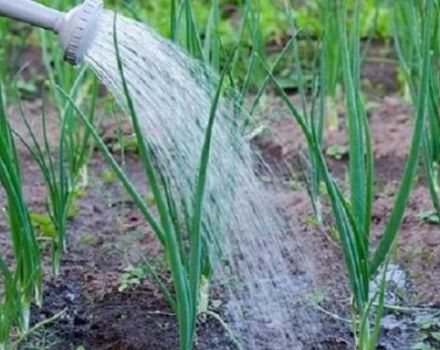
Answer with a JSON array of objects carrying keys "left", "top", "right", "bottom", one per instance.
[
  {"left": 365, "top": 100, "right": 380, "bottom": 112},
  {"left": 412, "top": 313, "right": 440, "bottom": 350},
  {"left": 112, "top": 134, "right": 139, "bottom": 152},
  {"left": 418, "top": 211, "right": 440, "bottom": 225},
  {"left": 68, "top": 201, "right": 80, "bottom": 219},
  {"left": 118, "top": 264, "right": 149, "bottom": 292},
  {"left": 416, "top": 314, "right": 440, "bottom": 330},
  {"left": 325, "top": 144, "right": 348, "bottom": 160},
  {"left": 432, "top": 332, "right": 440, "bottom": 341},
  {"left": 31, "top": 212, "right": 57, "bottom": 238},
  {"left": 16, "top": 78, "right": 38, "bottom": 95},
  {"left": 101, "top": 170, "right": 117, "bottom": 184},
  {"left": 289, "top": 180, "right": 302, "bottom": 191},
  {"left": 78, "top": 235, "right": 98, "bottom": 245},
  {"left": 30, "top": 212, "right": 52, "bottom": 226},
  {"left": 146, "top": 192, "right": 156, "bottom": 206},
  {"left": 73, "top": 188, "right": 87, "bottom": 199},
  {"left": 308, "top": 290, "right": 326, "bottom": 305},
  {"left": 304, "top": 215, "right": 320, "bottom": 228},
  {"left": 328, "top": 226, "right": 340, "bottom": 242},
  {"left": 39, "top": 224, "right": 57, "bottom": 239}
]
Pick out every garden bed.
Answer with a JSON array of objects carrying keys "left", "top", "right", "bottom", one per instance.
[
  {"left": 0, "top": 47, "right": 438, "bottom": 350},
  {"left": 0, "top": 103, "right": 434, "bottom": 350}
]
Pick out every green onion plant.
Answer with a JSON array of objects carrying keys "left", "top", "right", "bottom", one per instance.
[
  {"left": 13, "top": 70, "right": 96, "bottom": 274},
  {"left": 393, "top": 0, "right": 440, "bottom": 219},
  {"left": 0, "top": 81, "right": 43, "bottom": 348},
  {"left": 257, "top": 0, "right": 433, "bottom": 348}
]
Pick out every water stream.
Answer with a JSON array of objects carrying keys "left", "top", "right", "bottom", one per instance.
[{"left": 86, "top": 11, "right": 323, "bottom": 349}]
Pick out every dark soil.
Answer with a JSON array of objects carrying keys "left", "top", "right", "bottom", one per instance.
[
  {"left": 0, "top": 45, "right": 439, "bottom": 350},
  {"left": 30, "top": 279, "right": 236, "bottom": 350}
]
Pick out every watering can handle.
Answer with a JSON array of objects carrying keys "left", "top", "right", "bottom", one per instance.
[{"left": 0, "top": 0, "right": 63, "bottom": 32}]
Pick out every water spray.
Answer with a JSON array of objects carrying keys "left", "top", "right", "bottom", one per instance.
[{"left": 0, "top": 0, "right": 103, "bottom": 65}]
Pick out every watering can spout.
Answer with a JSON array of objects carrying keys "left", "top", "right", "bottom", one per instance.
[{"left": 0, "top": 0, "right": 103, "bottom": 65}]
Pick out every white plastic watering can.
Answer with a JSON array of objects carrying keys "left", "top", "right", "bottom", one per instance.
[{"left": 0, "top": 0, "right": 103, "bottom": 65}]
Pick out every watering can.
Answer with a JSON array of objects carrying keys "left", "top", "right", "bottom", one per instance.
[{"left": 0, "top": 0, "right": 103, "bottom": 65}]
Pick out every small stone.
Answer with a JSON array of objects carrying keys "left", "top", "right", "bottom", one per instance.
[{"left": 382, "top": 315, "right": 403, "bottom": 331}]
